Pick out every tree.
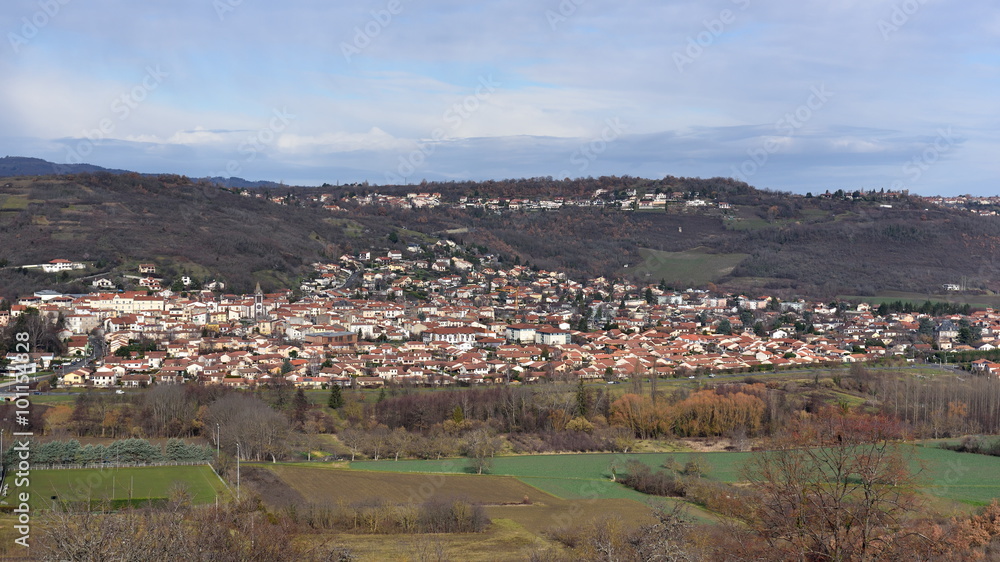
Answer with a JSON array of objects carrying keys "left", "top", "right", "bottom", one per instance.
[
  {"left": 205, "top": 394, "right": 290, "bottom": 462},
  {"left": 291, "top": 388, "right": 309, "bottom": 428},
  {"left": 387, "top": 427, "right": 413, "bottom": 461},
  {"left": 463, "top": 428, "right": 502, "bottom": 475},
  {"left": 328, "top": 384, "right": 344, "bottom": 409},
  {"left": 362, "top": 425, "right": 391, "bottom": 461},
  {"left": 339, "top": 428, "right": 366, "bottom": 462},
  {"left": 742, "top": 409, "right": 922, "bottom": 560},
  {"left": 575, "top": 378, "right": 589, "bottom": 417},
  {"left": 716, "top": 318, "right": 732, "bottom": 335}
]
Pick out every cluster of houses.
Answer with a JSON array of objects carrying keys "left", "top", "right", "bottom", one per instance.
[
  {"left": 283, "top": 187, "right": 731, "bottom": 215},
  {"left": 5, "top": 241, "right": 1000, "bottom": 390},
  {"left": 922, "top": 194, "right": 1000, "bottom": 216}
]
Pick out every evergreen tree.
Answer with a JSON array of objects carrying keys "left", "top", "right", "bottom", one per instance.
[
  {"left": 328, "top": 384, "right": 344, "bottom": 409},
  {"left": 292, "top": 388, "right": 309, "bottom": 426},
  {"left": 575, "top": 379, "right": 589, "bottom": 417}
]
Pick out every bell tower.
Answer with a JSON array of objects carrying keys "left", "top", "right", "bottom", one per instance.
[{"left": 253, "top": 283, "right": 264, "bottom": 320}]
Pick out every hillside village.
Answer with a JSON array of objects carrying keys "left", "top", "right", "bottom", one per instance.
[{"left": 4, "top": 237, "right": 1000, "bottom": 391}]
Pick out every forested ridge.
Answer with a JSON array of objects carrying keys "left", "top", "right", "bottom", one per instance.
[{"left": 2, "top": 171, "right": 999, "bottom": 298}]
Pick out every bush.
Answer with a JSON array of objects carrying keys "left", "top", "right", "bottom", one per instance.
[
  {"left": 620, "top": 461, "right": 686, "bottom": 497},
  {"left": 288, "top": 497, "right": 489, "bottom": 534}
]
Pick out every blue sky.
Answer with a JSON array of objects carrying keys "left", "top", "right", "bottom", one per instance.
[{"left": 1, "top": 0, "right": 997, "bottom": 195}]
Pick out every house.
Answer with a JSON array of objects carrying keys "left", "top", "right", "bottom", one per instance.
[
  {"left": 89, "top": 367, "right": 117, "bottom": 387},
  {"left": 61, "top": 368, "right": 91, "bottom": 387},
  {"left": 535, "top": 326, "right": 571, "bottom": 346},
  {"left": 936, "top": 320, "right": 959, "bottom": 342},
  {"left": 304, "top": 331, "right": 358, "bottom": 348},
  {"left": 505, "top": 324, "right": 537, "bottom": 344},
  {"left": 422, "top": 327, "right": 483, "bottom": 344},
  {"left": 41, "top": 259, "right": 84, "bottom": 273}
]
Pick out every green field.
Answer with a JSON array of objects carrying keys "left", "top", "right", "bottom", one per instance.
[
  {"left": 627, "top": 248, "right": 747, "bottom": 286},
  {"left": 0, "top": 194, "right": 30, "bottom": 210},
  {"left": 838, "top": 290, "right": 1000, "bottom": 309},
  {"left": 27, "top": 465, "right": 229, "bottom": 508},
  {"left": 354, "top": 452, "right": 749, "bottom": 501},
  {"left": 354, "top": 447, "right": 1000, "bottom": 508}
]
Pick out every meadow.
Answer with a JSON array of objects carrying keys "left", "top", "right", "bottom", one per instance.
[{"left": 626, "top": 247, "right": 747, "bottom": 286}]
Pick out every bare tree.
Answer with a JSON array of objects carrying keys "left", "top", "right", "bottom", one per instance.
[
  {"left": 206, "top": 394, "right": 290, "bottom": 462},
  {"left": 339, "top": 428, "right": 366, "bottom": 462},
  {"left": 388, "top": 427, "right": 413, "bottom": 461},
  {"left": 742, "top": 411, "right": 924, "bottom": 561},
  {"left": 463, "top": 428, "right": 503, "bottom": 475}
]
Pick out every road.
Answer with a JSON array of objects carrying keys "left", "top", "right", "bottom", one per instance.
[{"left": 0, "top": 333, "right": 101, "bottom": 391}]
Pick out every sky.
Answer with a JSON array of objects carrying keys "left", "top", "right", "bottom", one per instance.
[{"left": 1, "top": 0, "right": 997, "bottom": 195}]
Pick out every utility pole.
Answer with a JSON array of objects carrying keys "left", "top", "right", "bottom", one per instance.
[
  {"left": 235, "top": 442, "right": 241, "bottom": 500},
  {"left": 216, "top": 423, "right": 220, "bottom": 458}
]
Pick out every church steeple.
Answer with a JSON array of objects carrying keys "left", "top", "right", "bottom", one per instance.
[{"left": 253, "top": 283, "right": 264, "bottom": 319}]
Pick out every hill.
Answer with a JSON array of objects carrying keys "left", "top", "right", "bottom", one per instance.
[
  {"left": 0, "top": 173, "right": 393, "bottom": 296},
  {"left": 0, "top": 156, "right": 281, "bottom": 189},
  {"left": 3, "top": 169, "right": 1000, "bottom": 299},
  {"left": 0, "top": 156, "right": 132, "bottom": 176}
]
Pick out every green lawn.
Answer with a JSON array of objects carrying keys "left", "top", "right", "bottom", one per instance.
[{"left": 27, "top": 465, "right": 229, "bottom": 508}]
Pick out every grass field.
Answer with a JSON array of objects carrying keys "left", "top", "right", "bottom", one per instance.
[
  {"left": 838, "top": 290, "right": 1000, "bottom": 309},
  {"left": 0, "top": 194, "right": 30, "bottom": 210},
  {"left": 27, "top": 465, "right": 229, "bottom": 507},
  {"left": 355, "top": 446, "right": 1000, "bottom": 511},
  {"left": 627, "top": 247, "right": 747, "bottom": 286}
]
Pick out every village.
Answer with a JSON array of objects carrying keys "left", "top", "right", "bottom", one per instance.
[{"left": 4, "top": 238, "right": 1000, "bottom": 392}]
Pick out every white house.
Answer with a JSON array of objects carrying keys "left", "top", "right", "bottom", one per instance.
[{"left": 41, "top": 259, "right": 85, "bottom": 273}]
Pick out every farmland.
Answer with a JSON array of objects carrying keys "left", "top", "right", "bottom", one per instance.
[
  {"left": 251, "top": 462, "right": 665, "bottom": 524},
  {"left": 27, "top": 465, "right": 229, "bottom": 507},
  {"left": 355, "top": 446, "right": 1000, "bottom": 512},
  {"left": 249, "top": 462, "right": 664, "bottom": 560}
]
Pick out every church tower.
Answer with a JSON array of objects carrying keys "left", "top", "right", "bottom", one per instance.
[{"left": 253, "top": 282, "right": 264, "bottom": 320}]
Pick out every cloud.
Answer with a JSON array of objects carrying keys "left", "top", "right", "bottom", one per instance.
[{"left": 0, "top": 0, "right": 995, "bottom": 195}]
